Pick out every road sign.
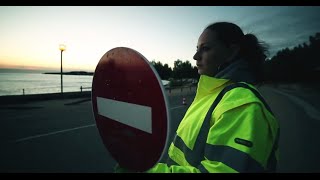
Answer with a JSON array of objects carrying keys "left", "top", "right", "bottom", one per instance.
[{"left": 91, "top": 47, "right": 169, "bottom": 172}]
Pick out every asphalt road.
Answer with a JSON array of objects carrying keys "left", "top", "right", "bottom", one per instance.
[
  {"left": 0, "top": 90, "right": 195, "bottom": 173},
  {"left": 258, "top": 84, "right": 320, "bottom": 173},
  {"left": 1, "top": 84, "right": 319, "bottom": 173}
]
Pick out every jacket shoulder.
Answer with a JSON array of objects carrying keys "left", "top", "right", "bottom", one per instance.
[{"left": 213, "top": 83, "right": 268, "bottom": 118}]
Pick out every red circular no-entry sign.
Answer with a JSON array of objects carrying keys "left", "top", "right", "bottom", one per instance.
[{"left": 91, "top": 47, "right": 169, "bottom": 172}]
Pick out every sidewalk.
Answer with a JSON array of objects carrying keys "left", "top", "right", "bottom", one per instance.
[
  {"left": 0, "top": 85, "right": 197, "bottom": 106},
  {"left": 0, "top": 91, "right": 91, "bottom": 105}
]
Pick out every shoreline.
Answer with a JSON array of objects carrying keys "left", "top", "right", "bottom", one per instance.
[
  {"left": 0, "top": 91, "right": 92, "bottom": 105},
  {"left": 0, "top": 86, "right": 198, "bottom": 105},
  {"left": 43, "top": 71, "right": 94, "bottom": 76}
]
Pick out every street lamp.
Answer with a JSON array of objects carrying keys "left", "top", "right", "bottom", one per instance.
[{"left": 59, "top": 44, "right": 66, "bottom": 94}]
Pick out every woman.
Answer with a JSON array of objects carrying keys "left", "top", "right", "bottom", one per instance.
[
  {"left": 115, "top": 22, "right": 280, "bottom": 173},
  {"left": 146, "top": 22, "right": 279, "bottom": 173}
]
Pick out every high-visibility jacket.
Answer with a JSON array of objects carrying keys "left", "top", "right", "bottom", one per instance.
[{"left": 147, "top": 75, "right": 279, "bottom": 173}]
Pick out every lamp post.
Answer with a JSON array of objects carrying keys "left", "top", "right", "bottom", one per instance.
[{"left": 59, "top": 44, "right": 66, "bottom": 94}]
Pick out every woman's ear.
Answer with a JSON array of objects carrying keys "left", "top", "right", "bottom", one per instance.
[{"left": 226, "top": 44, "right": 240, "bottom": 62}]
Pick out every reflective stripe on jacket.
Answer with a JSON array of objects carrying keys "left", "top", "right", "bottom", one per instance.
[{"left": 147, "top": 75, "right": 279, "bottom": 173}]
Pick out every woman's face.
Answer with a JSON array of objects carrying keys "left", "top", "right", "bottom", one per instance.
[{"left": 193, "top": 29, "right": 234, "bottom": 77}]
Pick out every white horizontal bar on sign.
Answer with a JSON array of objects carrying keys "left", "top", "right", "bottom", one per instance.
[{"left": 96, "top": 97, "right": 152, "bottom": 134}]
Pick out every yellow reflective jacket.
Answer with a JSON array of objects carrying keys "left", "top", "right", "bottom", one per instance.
[{"left": 147, "top": 75, "right": 279, "bottom": 173}]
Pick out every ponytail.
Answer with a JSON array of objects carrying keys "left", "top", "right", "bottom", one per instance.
[
  {"left": 241, "top": 33, "right": 268, "bottom": 61},
  {"left": 240, "top": 33, "right": 269, "bottom": 81}
]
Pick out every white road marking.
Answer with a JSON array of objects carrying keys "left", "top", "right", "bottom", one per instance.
[
  {"left": 13, "top": 105, "right": 186, "bottom": 143},
  {"left": 170, "top": 105, "right": 185, "bottom": 110},
  {"left": 6, "top": 115, "right": 34, "bottom": 121},
  {"left": 14, "top": 124, "right": 96, "bottom": 143},
  {"left": 263, "top": 87, "right": 320, "bottom": 120}
]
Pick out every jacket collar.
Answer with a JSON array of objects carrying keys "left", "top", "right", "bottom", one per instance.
[
  {"left": 197, "top": 75, "right": 229, "bottom": 96},
  {"left": 215, "top": 59, "right": 257, "bottom": 84},
  {"left": 196, "top": 59, "right": 257, "bottom": 96}
]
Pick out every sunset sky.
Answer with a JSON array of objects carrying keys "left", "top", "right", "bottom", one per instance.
[{"left": 0, "top": 6, "right": 319, "bottom": 72}]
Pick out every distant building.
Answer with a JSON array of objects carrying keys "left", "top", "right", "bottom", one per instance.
[{"left": 162, "top": 80, "right": 170, "bottom": 87}]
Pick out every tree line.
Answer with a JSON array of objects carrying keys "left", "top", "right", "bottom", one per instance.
[
  {"left": 264, "top": 32, "right": 320, "bottom": 82},
  {"left": 151, "top": 32, "right": 320, "bottom": 84},
  {"left": 150, "top": 59, "right": 199, "bottom": 86}
]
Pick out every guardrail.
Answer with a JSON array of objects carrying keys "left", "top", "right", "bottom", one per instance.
[
  {"left": 166, "top": 85, "right": 197, "bottom": 94},
  {"left": 18, "top": 85, "right": 195, "bottom": 95},
  {"left": 18, "top": 86, "right": 92, "bottom": 95},
  {"left": 81, "top": 85, "right": 196, "bottom": 94},
  {"left": 80, "top": 86, "right": 92, "bottom": 92}
]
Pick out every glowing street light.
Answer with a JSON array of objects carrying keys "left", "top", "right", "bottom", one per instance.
[{"left": 59, "top": 44, "right": 66, "bottom": 94}]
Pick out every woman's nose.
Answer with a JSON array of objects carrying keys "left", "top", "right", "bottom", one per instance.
[{"left": 193, "top": 51, "right": 200, "bottom": 61}]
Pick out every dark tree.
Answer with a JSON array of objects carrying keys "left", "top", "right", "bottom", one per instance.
[
  {"left": 150, "top": 60, "right": 172, "bottom": 80},
  {"left": 263, "top": 32, "right": 320, "bottom": 83}
]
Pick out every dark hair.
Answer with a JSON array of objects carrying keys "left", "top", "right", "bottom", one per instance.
[{"left": 205, "top": 22, "right": 269, "bottom": 81}]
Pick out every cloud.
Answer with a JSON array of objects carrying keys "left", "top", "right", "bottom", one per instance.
[{"left": 239, "top": 7, "right": 320, "bottom": 57}]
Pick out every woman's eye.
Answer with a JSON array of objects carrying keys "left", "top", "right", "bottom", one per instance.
[
  {"left": 196, "top": 46, "right": 210, "bottom": 53},
  {"left": 201, "top": 46, "right": 209, "bottom": 51}
]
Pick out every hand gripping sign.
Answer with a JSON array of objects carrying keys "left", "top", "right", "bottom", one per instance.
[{"left": 91, "top": 47, "right": 169, "bottom": 172}]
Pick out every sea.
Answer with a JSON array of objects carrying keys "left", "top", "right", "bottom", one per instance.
[
  {"left": 0, "top": 69, "right": 93, "bottom": 96},
  {"left": 0, "top": 69, "right": 169, "bottom": 96}
]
